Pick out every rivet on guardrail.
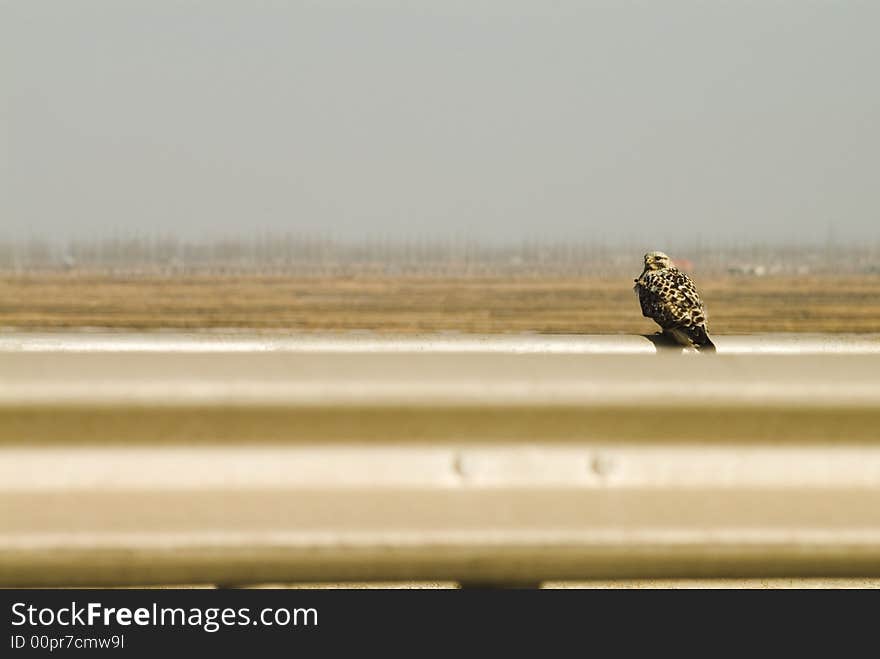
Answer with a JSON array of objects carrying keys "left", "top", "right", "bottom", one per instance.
[
  {"left": 451, "top": 453, "right": 467, "bottom": 482},
  {"left": 590, "top": 454, "right": 615, "bottom": 478}
]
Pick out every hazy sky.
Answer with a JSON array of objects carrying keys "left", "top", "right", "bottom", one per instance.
[{"left": 2, "top": 1, "right": 879, "bottom": 245}]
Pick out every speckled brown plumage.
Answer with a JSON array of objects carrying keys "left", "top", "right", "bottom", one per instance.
[{"left": 634, "top": 251, "right": 715, "bottom": 351}]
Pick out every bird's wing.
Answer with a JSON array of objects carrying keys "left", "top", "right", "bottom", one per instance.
[
  {"left": 668, "top": 269, "right": 708, "bottom": 329},
  {"left": 643, "top": 268, "right": 708, "bottom": 331}
]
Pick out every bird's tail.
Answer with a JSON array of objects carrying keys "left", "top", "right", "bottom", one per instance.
[{"left": 689, "top": 325, "right": 716, "bottom": 352}]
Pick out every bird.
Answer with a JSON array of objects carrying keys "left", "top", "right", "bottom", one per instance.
[{"left": 633, "top": 251, "right": 716, "bottom": 352}]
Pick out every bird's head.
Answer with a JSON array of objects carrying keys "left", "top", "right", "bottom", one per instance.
[{"left": 643, "top": 251, "right": 672, "bottom": 271}]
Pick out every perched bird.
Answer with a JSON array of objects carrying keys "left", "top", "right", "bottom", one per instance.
[{"left": 634, "top": 251, "right": 716, "bottom": 352}]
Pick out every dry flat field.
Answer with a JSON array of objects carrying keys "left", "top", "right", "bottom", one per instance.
[{"left": 1, "top": 273, "right": 879, "bottom": 334}]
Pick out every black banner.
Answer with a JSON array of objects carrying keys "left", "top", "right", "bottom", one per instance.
[{"left": 0, "top": 588, "right": 865, "bottom": 655}]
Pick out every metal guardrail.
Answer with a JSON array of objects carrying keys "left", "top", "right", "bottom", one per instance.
[{"left": 2, "top": 332, "right": 880, "bottom": 587}]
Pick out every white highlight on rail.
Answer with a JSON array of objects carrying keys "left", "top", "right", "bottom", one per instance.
[
  {"left": 2, "top": 445, "right": 879, "bottom": 491},
  {"left": 0, "top": 331, "right": 878, "bottom": 353}
]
